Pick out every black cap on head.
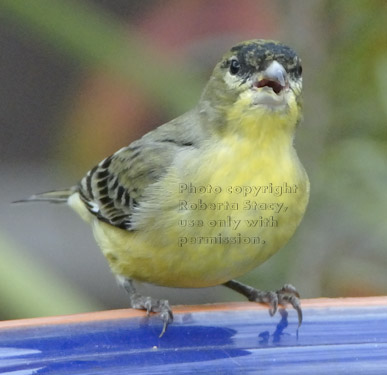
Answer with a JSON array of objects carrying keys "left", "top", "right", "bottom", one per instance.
[{"left": 222, "top": 39, "right": 302, "bottom": 79}]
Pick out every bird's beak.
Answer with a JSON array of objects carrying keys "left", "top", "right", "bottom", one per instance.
[{"left": 254, "top": 61, "right": 288, "bottom": 95}]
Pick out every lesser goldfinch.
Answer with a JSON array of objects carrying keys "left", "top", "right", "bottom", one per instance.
[{"left": 18, "top": 39, "right": 309, "bottom": 337}]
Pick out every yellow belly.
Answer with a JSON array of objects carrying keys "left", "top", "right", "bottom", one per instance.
[{"left": 89, "top": 135, "right": 309, "bottom": 288}]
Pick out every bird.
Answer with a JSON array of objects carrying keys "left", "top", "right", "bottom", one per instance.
[{"left": 17, "top": 39, "right": 309, "bottom": 337}]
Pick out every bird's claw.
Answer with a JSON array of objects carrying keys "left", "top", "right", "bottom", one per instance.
[
  {"left": 265, "top": 291, "right": 278, "bottom": 316},
  {"left": 276, "top": 284, "right": 302, "bottom": 327},
  {"left": 130, "top": 293, "right": 174, "bottom": 337},
  {"left": 247, "top": 283, "right": 302, "bottom": 326},
  {"left": 159, "top": 305, "right": 174, "bottom": 337}
]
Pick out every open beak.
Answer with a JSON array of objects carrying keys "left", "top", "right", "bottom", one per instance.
[{"left": 254, "top": 61, "right": 288, "bottom": 95}]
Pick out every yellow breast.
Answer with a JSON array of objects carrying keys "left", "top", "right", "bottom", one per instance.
[{"left": 90, "top": 106, "right": 309, "bottom": 288}]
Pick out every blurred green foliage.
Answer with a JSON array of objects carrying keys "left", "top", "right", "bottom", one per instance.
[
  {"left": 316, "top": 0, "right": 387, "bottom": 295},
  {"left": 0, "top": 232, "right": 102, "bottom": 318},
  {"left": 326, "top": 0, "right": 387, "bottom": 141},
  {"left": 0, "top": 0, "right": 203, "bottom": 114}
]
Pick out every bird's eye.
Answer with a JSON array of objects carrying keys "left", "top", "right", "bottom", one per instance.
[
  {"left": 229, "top": 59, "right": 240, "bottom": 75},
  {"left": 297, "top": 64, "right": 303, "bottom": 76}
]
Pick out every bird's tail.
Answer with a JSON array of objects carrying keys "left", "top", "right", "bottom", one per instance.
[{"left": 13, "top": 188, "right": 76, "bottom": 204}]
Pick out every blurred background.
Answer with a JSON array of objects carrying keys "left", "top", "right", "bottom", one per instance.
[{"left": 0, "top": 0, "right": 386, "bottom": 320}]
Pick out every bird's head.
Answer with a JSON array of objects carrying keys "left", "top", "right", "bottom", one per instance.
[{"left": 200, "top": 39, "right": 303, "bottom": 136}]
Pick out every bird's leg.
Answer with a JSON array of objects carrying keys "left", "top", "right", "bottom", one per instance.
[
  {"left": 223, "top": 280, "right": 302, "bottom": 327},
  {"left": 120, "top": 277, "right": 173, "bottom": 337}
]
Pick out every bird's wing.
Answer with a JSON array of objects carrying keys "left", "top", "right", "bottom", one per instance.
[
  {"left": 77, "top": 141, "right": 177, "bottom": 230},
  {"left": 77, "top": 111, "right": 201, "bottom": 230}
]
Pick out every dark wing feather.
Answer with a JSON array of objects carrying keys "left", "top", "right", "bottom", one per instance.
[
  {"left": 77, "top": 140, "right": 189, "bottom": 230},
  {"left": 76, "top": 110, "right": 202, "bottom": 230}
]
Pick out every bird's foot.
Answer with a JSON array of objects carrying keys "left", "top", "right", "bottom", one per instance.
[
  {"left": 120, "top": 277, "right": 173, "bottom": 337},
  {"left": 130, "top": 293, "right": 174, "bottom": 337},
  {"left": 223, "top": 280, "right": 302, "bottom": 326}
]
